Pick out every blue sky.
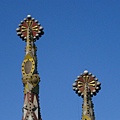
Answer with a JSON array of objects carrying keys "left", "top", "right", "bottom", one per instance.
[{"left": 0, "top": 0, "right": 120, "bottom": 120}]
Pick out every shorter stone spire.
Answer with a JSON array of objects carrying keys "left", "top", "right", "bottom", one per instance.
[{"left": 72, "top": 70, "right": 101, "bottom": 120}]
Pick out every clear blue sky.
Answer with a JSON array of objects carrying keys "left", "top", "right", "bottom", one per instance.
[{"left": 0, "top": 0, "right": 120, "bottom": 120}]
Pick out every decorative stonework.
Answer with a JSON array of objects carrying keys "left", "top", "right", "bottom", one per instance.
[
  {"left": 16, "top": 15, "right": 43, "bottom": 41},
  {"left": 72, "top": 70, "right": 101, "bottom": 120},
  {"left": 16, "top": 15, "right": 44, "bottom": 120}
]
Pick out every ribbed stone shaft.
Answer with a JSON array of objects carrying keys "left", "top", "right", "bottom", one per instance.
[{"left": 82, "top": 84, "right": 95, "bottom": 120}]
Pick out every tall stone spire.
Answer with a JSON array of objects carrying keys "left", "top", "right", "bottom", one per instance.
[
  {"left": 16, "top": 15, "right": 44, "bottom": 120},
  {"left": 72, "top": 70, "right": 101, "bottom": 120}
]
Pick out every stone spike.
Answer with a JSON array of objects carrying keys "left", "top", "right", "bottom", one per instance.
[
  {"left": 21, "top": 21, "right": 24, "bottom": 24},
  {"left": 78, "top": 91, "right": 81, "bottom": 94},
  {"left": 89, "top": 73, "right": 92, "bottom": 75},
  {"left": 16, "top": 28, "right": 20, "bottom": 32},
  {"left": 17, "top": 32, "right": 21, "bottom": 35},
  {"left": 95, "top": 78, "right": 98, "bottom": 81},
  {"left": 72, "top": 83, "right": 76, "bottom": 87},
  {"left": 35, "top": 20, "right": 38, "bottom": 23},
  {"left": 27, "top": 15, "right": 32, "bottom": 19},
  {"left": 40, "top": 26, "right": 43, "bottom": 29},
  {"left": 84, "top": 70, "right": 88, "bottom": 74},
  {"left": 97, "top": 82, "right": 101, "bottom": 85},
  {"left": 93, "top": 90, "right": 96, "bottom": 92},
  {"left": 73, "top": 87, "right": 76, "bottom": 90},
  {"left": 24, "top": 18, "right": 27, "bottom": 21},
  {"left": 77, "top": 76, "right": 80, "bottom": 78},
  {"left": 92, "top": 75, "right": 96, "bottom": 78}
]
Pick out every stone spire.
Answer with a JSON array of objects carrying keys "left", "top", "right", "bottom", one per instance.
[
  {"left": 16, "top": 15, "right": 44, "bottom": 120},
  {"left": 72, "top": 70, "right": 101, "bottom": 120}
]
